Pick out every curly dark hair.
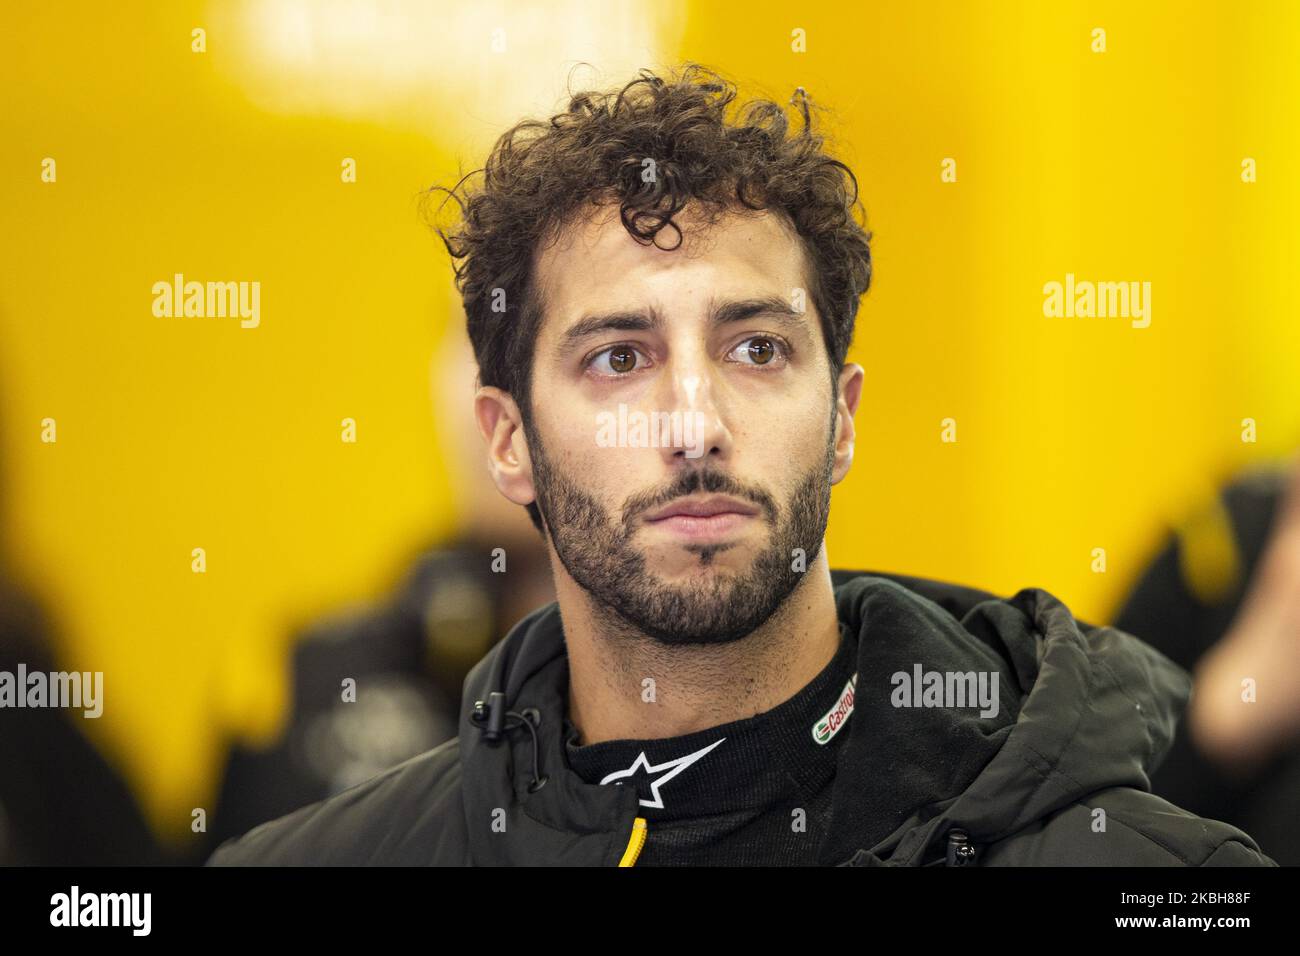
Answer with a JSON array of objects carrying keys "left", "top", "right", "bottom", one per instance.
[{"left": 424, "top": 63, "right": 872, "bottom": 533}]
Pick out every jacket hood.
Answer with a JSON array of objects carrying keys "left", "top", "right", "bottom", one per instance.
[
  {"left": 457, "top": 572, "right": 1192, "bottom": 866},
  {"left": 825, "top": 575, "right": 1191, "bottom": 865}
]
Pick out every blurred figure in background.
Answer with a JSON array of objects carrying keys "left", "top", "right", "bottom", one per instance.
[
  {"left": 205, "top": 308, "right": 554, "bottom": 856},
  {"left": 1114, "top": 454, "right": 1300, "bottom": 865},
  {"left": 0, "top": 575, "right": 168, "bottom": 865}
]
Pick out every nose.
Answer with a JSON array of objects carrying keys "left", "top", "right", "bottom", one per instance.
[{"left": 653, "top": 346, "right": 732, "bottom": 469}]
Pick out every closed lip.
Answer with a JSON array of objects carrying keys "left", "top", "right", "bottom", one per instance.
[{"left": 643, "top": 494, "right": 760, "bottom": 523}]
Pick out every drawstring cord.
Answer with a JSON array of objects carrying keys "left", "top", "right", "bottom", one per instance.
[{"left": 470, "top": 691, "right": 549, "bottom": 793}]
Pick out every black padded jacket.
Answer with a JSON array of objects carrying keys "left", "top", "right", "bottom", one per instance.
[{"left": 207, "top": 571, "right": 1277, "bottom": 867}]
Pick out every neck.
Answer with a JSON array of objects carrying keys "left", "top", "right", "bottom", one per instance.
[{"left": 560, "top": 548, "right": 842, "bottom": 744}]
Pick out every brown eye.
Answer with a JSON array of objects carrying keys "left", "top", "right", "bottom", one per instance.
[
  {"left": 591, "top": 345, "right": 645, "bottom": 375},
  {"left": 746, "top": 338, "right": 776, "bottom": 365},
  {"left": 609, "top": 347, "right": 637, "bottom": 373}
]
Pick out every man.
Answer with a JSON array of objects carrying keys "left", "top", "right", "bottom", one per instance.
[
  {"left": 207, "top": 64, "right": 1274, "bottom": 866},
  {"left": 1114, "top": 458, "right": 1300, "bottom": 864}
]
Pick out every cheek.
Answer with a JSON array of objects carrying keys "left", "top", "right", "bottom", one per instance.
[
  {"left": 591, "top": 443, "right": 662, "bottom": 499},
  {"left": 544, "top": 401, "right": 648, "bottom": 502},
  {"left": 738, "top": 393, "right": 831, "bottom": 469}
]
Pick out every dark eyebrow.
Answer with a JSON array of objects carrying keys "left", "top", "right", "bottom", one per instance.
[
  {"left": 712, "top": 295, "right": 806, "bottom": 329},
  {"left": 557, "top": 309, "right": 658, "bottom": 351},
  {"left": 556, "top": 294, "right": 809, "bottom": 355}
]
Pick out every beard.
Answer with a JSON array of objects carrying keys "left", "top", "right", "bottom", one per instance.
[{"left": 526, "top": 412, "right": 838, "bottom": 647}]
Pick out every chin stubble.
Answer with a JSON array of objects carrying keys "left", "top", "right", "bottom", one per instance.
[{"left": 528, "top": 420, "right": 837, "bottom": 647}]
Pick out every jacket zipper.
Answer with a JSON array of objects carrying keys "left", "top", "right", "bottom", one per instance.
[{"left": 618, "top": 817, "right": 648, "bottom": 866}]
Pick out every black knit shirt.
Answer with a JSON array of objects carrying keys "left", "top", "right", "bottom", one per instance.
[{"left": 562, "top": 623, "right": 858, "bottom": 866}]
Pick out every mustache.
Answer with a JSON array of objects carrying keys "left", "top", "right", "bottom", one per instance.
[{"left": 620, "top": 468, "right": 779, "bottom": 530}]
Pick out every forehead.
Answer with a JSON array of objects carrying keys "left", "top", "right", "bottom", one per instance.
[{"left": 532, "top": 203, "right": 811, "bottom": 329}]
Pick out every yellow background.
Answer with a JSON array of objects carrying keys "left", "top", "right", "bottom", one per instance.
[{"left": 2, "top": 0, "right": 1297, "bottom": 847}]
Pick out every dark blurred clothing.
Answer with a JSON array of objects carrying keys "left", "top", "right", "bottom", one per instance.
[
  {"left": 0, "top": 581, "right": 166, "bottom": 865},
  {"left": 206, "top": 540, "right": 551, "bottom": 855},
  {"left": 1114, "top": 466, "right": 1300, "bottom": 865}
]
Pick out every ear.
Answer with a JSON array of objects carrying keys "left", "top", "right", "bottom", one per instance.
[
  {"left": 474, "top": 386, "right": 537, "bottom": 508},
  {"left": 831, "top": 363, "right": 864, "bottom": 485}
]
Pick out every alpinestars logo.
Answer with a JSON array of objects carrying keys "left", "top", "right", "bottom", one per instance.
[
  {"left": 812, "top": 673, "right": 857, "bottom": 745},
  {"left": 599, "top": 738, "right": 725, "bottom": 809}
]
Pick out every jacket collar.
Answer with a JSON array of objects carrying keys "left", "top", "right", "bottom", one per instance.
[
  {"left": 459, "top": 601, "right": 640, "bottom": 866},
  {"left": 820, "top": 576, "right": 1189, "bottom": 865},
  {"left": 457, "top": 573, "right": 1190, "bottom": 866}
]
